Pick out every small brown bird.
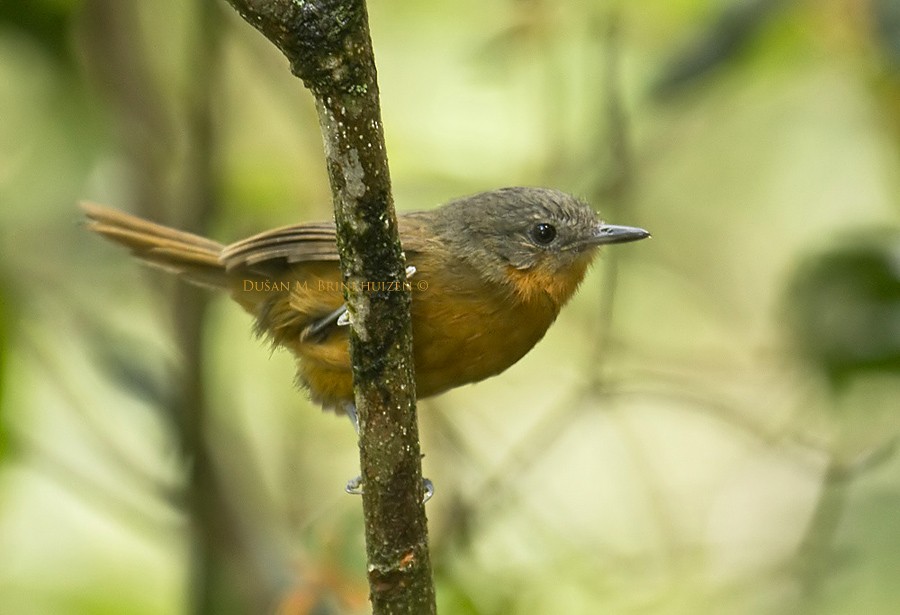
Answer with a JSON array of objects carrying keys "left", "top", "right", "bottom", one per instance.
[{"left": 83, "top": 187, "right": 649, "bottom": 418}]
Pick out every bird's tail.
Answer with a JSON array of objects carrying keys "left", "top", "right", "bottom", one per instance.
[{"left": 81, "top": 202, "right": 229, "bottom": 289}]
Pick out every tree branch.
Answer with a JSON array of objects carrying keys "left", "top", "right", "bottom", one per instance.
[{"left": 223, "top": 1, "right": 435, "bottom": 611}]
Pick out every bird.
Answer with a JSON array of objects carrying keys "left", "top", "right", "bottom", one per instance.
[{"left": 82, "top": 187, "right": 650, "bottom": 422}]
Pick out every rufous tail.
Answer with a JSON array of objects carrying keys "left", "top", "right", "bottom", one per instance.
[{"left": 81, "top": 202, "right": 228, "bottom": 289}]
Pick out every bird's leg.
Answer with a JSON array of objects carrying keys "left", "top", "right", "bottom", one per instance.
[
  {"left": 403, "top": 265, "right": 435, "bottom": 500},
  {"left": 302, "top": 304, "right": 349, "bottom": 341},
  {"left": 344, "top": 402, "right": 365, "bottom": 495},
  {"left": 344, "top": 401, "right": 360, "bottom": 434},
  {"left": 341, "top": 400, "right": 434, "bottom": 503}
]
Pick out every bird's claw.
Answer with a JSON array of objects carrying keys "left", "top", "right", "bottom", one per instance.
[{"left": 345, "top": 475, "right": 364, "bottom": 495}]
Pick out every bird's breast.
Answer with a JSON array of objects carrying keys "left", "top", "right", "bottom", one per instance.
[{"left": 409, "top": 260, "right": 561, "bottom": 397}]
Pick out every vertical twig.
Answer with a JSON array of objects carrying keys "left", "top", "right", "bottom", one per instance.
[
  {"left": 222, "top": 1, "right": 435, "bottom": 611},
  {"left": 82, "top": 1, "right": 282, "bottom": 611},
  {"left": 590, "top": 8, "right": 633, "bottom": 380},
  {"left": 171, "top": 6, "right": 248, "bottom": 609}
]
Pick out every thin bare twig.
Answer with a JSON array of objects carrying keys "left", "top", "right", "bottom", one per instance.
[{"left": 222, "top": 1, "right": 435, "bottom": 611}]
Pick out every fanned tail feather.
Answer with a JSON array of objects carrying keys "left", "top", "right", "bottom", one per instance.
[{"left": 81, "top": 202, "right": 228, "bottom": 289}]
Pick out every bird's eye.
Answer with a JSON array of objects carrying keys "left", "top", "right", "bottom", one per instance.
[{"left": 530, "top": 222, "right": 557, "bottom": 245}]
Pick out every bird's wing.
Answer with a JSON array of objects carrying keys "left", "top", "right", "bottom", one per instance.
[
  {"left": 220, "top": 215, "right": 433, "bottom": 272},
  {"left": 221, "top": 221, "right": 341, "bottom": 271},
  {"left": 221, "top": 215, "right": 435, "bottom": 343}
]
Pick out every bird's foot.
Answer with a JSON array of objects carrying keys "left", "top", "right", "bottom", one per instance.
[
  {"left": 345, "top": 475, "right": 434, "bottom": 503},
  {"left": 345, "top": 475, "right": 364, "bottom": 495}
]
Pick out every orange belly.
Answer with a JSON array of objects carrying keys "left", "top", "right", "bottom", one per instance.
[{"left": 277, "top": 259, "right": 560, "bottom": 410}]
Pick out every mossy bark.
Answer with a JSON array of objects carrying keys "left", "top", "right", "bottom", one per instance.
[{"left": 223, "top": 1, "right": 435, "bottom": 612}]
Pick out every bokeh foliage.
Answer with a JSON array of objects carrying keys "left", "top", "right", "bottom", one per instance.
[{"left": 1, "top": 0, "right": 898, "bottom": 613}]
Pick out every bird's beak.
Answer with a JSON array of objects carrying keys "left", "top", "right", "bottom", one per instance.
[{"left": 591, "top": 223, "right": 651, "bottom": 245}]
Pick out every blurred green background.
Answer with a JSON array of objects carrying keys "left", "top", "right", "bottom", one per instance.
[{"left": 1, "top": 0, "right": 899, "bottom": 613}]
